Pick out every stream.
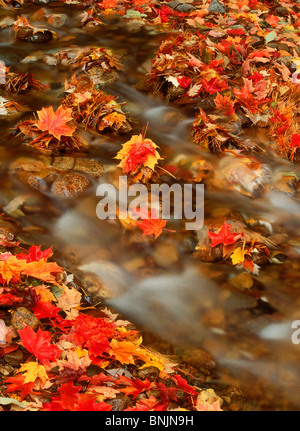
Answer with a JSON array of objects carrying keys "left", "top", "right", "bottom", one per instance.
[{"left": 1, "top": 1, "right": 300, "bottom": 411}]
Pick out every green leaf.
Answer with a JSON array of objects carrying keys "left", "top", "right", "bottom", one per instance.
[{"left": 265, "top": 30, "right": 277, "bottom": 44}]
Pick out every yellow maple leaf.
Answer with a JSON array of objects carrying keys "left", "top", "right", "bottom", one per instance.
[
  {"left": 19, "top": 362, "right": 48, "bottom": 385},
  {"left": 231, "top": 246, "right": 247, "bottom": 265}
]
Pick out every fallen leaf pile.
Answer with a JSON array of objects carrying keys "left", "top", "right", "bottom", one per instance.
[{"left": 0, "top": 241, "right": 223, "bottom": 411}]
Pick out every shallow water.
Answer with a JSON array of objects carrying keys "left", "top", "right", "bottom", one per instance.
[{"left": 1, "top": 3, "right": 300, "bottom": 410}]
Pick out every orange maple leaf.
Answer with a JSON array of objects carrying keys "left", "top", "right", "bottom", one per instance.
[
  {"left": 109, "top": 339, "right": 143, "bottom": 365},
  {"left": 36, "top": 105, "right": 76, "bottom": 140},
  {"left": 22, "top": 259, "right": 63, "bottom": 284},
  {"left": 0, "top": 255, "right": 27, "bottom": 284}
]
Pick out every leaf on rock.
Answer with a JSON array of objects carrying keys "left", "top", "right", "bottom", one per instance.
[
  {"left": 36, "top": 105, "right": 76, "bottom": 140},
  {"left": 208, "top": 221, "right": 244, "bottom": 248},
  {"left": 115, "top": 134, "right": 161, "bottom": 174}
]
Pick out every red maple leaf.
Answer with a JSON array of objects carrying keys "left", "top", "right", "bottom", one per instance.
[
  {"left": 36, "top": 105, "right": 76, "bottom": 141},
  {"left": 135, "top": 208, "right": 167, "bottom": 239},
  {"left": 291, "top": 134, "right": 300, "bottom": 151},
  {"left": 208, "top": 221, "right": 244, "bottom": 248},
  {"left": 117, "top": 375, "right": 152, "bottom": 399},
  {"left": 16, "top": 245, "right": 53, "bottom": 263},
  {"left": 172, "top": 374, "right": 197, "bottom": 396},
  {"left": 202, "top": 77, "right": 228, "bottom": 95},
  {"left": 4, "top": 374, "right": 35, "bottom": 400},
  {"left": 33, "top": 300, "right": 61, "bottom": 320},
  {"left": 177, "top": 75, "right": 192, "bottom": 88},
  {"left": 18, "top": 326, "right": 61, "bottom": 365},
  {"left": 125, "top": 140, "right": 157, "bottom": 172}
]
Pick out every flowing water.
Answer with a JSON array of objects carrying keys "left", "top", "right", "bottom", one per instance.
[{"left": 1, "top": 3, "right": 300, "bottom": 410}]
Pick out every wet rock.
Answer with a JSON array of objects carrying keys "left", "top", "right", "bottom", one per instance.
[
  {"left": 181, "top": 348, "right": 217, "bottom": 371},
  {"left": 48, "top": 156, "right": 105, "bottom": 178},
  {"left": 50, "top": 172, "right": 91, "bottom": 199},
  {"left": 15, "top": 26, "right": 55, "bottom": 43},
  {"left": 137, "top": 366, "right": 160, "bottom": 382},
  {"left": 175, "top": 4, "right": 195, "bottom": 12},
  {"left": 4, "top": 350, "right": 24, "bottom": 366},
  {"left": 226, "top": 290, "right": 258, "bottom": 310},
  {"left": 107, "top": 395, "right": 130, "bottom": 411},
  {"left": 0, "top": 364, "right": 14, "bottom": 376},
  {"left": 221, "top": 386, "right": 245, "bottom": 411},
  {"left": 11, "top": 307, "right": 41, "bottom": 332},
  {"left": 208, "top": 0, "right": 226, "bottom": 14},
  {"left": 81, "top": 271, "right": 112, "bottom": 302},
  {"left": 152, "top": 241, "right": 178, "bottom": 267},
  {"left": 229, "top": 273, "right": 254, "bottom": 290},
  {"left": 275, "top": 6, "right": 289, "bottom": 16},
  {"left": 201, "top": 308, "right": 227, "bottom": 330}
]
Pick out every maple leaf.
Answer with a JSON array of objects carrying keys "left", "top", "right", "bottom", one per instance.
[
  {"left": 202, "top": 77, "right": 228, "bottom": 95},
  {"left": 33, "top": 300, "right": 61, "bottom": 320},
  {"left": 117, "top": 375, "right": 152, "bottom": 399},
  {"left": 125, "top": 395, "right": 166, "bottom": 411},
  {"left": 18, "top": 326, "right": 61, "bottom": 365},
  {"left": 208, "top": 221, "right": 244, "bottom": 248},
  {"left": 21, "top": 259, "right": 63, "bottom": 285},
  {"left": 109, "top": 339, "right": 142, "bottom": 364},
  {"left": 291, "top": 134, "right": 300, "bottom": 151},
  {"left": 19, "top": 361, "right": 48, "bottom": 385},
  {"left": 172, "top": 375, "right": 197, "bottom": 396},
  {"left": 36, "top": 105, "right": 76, "bottom": 140},
  {"left": 73, "top": 398, "right": 112, "bottom": 411},
  {"left": 98, "top": 112, "right": 126, "bottom": 132},
  {"left": 34, "top": 285, "right": 56, "bottom": 303},
  {"left": 4, "top": 375, "right": 35, "bottom": 401},
  {"left": 214, "top": 93, "right": 235, "bottom": 115},
  {"left": 231, "top": 246, "right": 247, "bottom": 265},
  {"left": 115, "top": 134, "right": 161, "bottom": 174},
  {"left": 177, "top": 76, "right": 192, "bottom": 88},
  {"left": 135, "top": 208, "right": 167, "bottom": 239},
  {"left": 16, "top": 246, "right": 53, "bottom": 263},
  {"left": 56, "top": 284, "right": 81, "bottom": 318},
  {"left": 195, "top": 389, "right": 223, "bottom": 411},
  {"left": 0, "top": 255, "right": 28, "bottom": 284}
]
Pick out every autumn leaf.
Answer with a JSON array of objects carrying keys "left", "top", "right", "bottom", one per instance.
[
  {"left": 214, "top": 93, "right": 235, "bottom": 115},
  {"left": 0, "top": 255, "right": 27, "bottom": 284},
  {"left": 22, "top": 259, "right": 63, "bottom": 285},
  {"left": 177, "top": 75, "right": 192, "bottom": 88},
  {"left": 16, "top": 245, "right": 53, "bottom": 263},
  {"left": 231, "top": 246, "right": 247, "bottom": 265},
  {"left": 4, "top": 375, "right": 35, "bottom": 401},
  {"left": 291, "top": 134, "right": 300, "bottom": 152},
  {"left": 18, "top": 326, "right": 62, "bottom": 365},
  {"left": 109, "top": 339, "right": 143, "bottom": 364},
  {"left": 208, "top": 221, "right": 244, "bottom": 248},
  {"left": 36, "top": 105, "right": 76, "bottom": 140},
  {"left": 202, "top": 77, "right": 228, "bottom": 95},
  {"left": 135, "top": 208, "right": 167, "bottom": 239},
  {"left": 19, "top": 361, "right": 48, "bottom": 385},
  {"left": 115, "top": 134, "right": 161, "bottom": 174},
  {"left": 116, "top": 375, "right": 152, "bottom": 398}
]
